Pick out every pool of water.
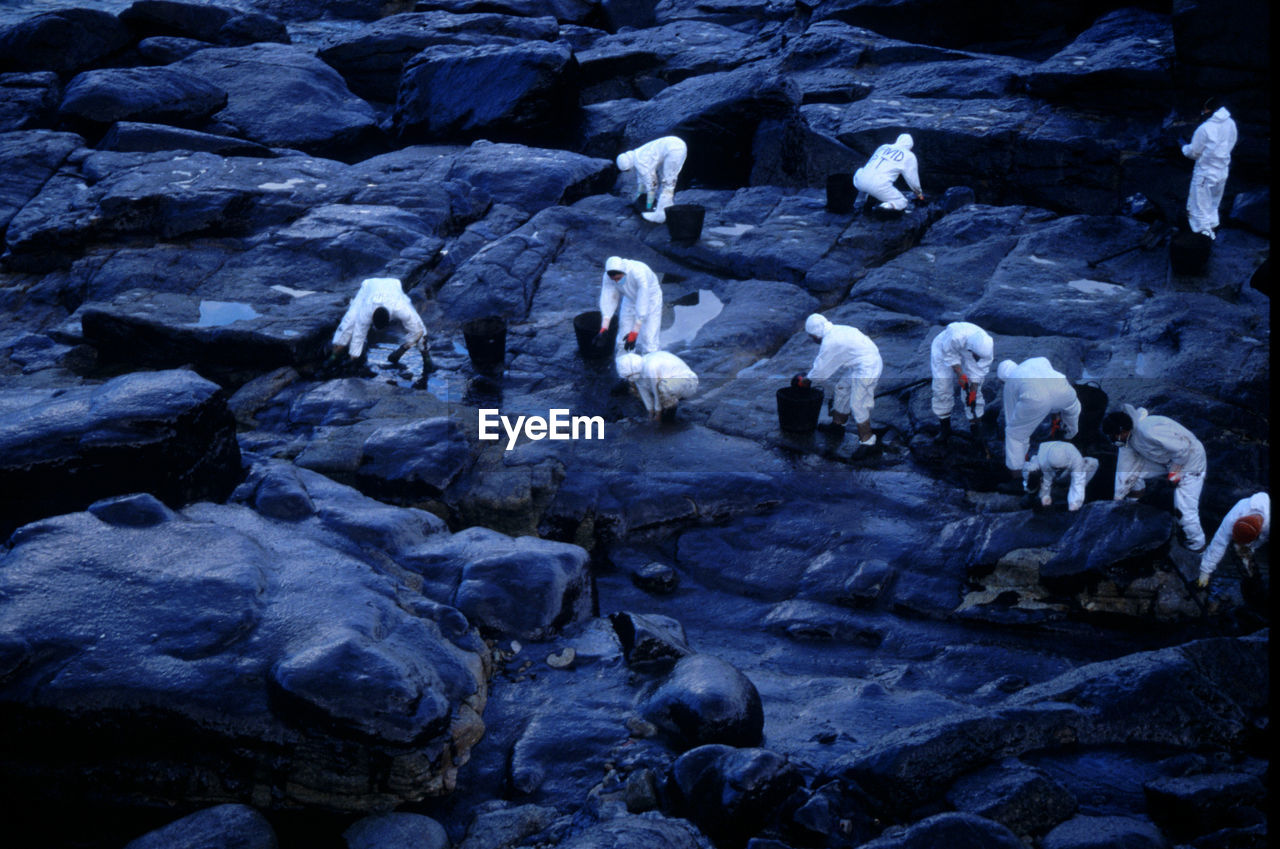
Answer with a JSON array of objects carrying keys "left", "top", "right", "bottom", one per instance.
[
  {"left": 661, "top": 289, "right": 724, "bottom": 350},
  {"left": 191, "top": 300, "right": 260, "bottom": 327}
]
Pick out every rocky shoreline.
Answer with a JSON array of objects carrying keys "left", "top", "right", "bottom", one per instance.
[{"left": 0, "top": 1, "right": 1268, "bottom": 848}]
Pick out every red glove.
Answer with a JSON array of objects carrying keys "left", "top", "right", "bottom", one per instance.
[
  {"left": 598, "top": 326, "right": 608, "bottom": 335},
  {"left": 624, "top": 330, "right": 638, "bottom": 351},
  {"left": 966, "top": 386, "right": 978, "bottom": 406},
  {"left": 1048, "top": 414, "right": 1061, "bottom": 437},
  {"left": 1167, "top": 470, "right": 1182, "bottom": 484},
  {"left": 791, "top": 374, "right": 811, "bottom": 388},
  {"left": 957, "top": 373, "right": 970, "bottom": 391}
]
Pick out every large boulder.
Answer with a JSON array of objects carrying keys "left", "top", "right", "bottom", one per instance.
[
  {"left": 0, "top": 71, "right": 61, "bottom": 132},
  {"left": 0, "top": 481, "right": 491, "bottom": 811},
  {"left": 122, "top": 804, "right": 277, "bottom": 849},
  {"left": 59, "top": 66, "right": 227, "bottom": 128},
  {"left": 638, "top": 654, "right": 764, "bottom": 750},
  {"left": 0, "top": 369, "right": 241, "bottom": 538},
  {"left": 393, "top": 41, "right": 579, "bottom": 146},
  {"left": 667, "top": 745, "right": 804, "bottom": 845},
  {"left": 119, "top": 0, "right": 290, "bottom": 47},
  {"left": 0, "top": 8, "right": 133, "bottom": 76},
  {"left": 318, "top": 11, "right": 560, "bottom": 103},
  {"left": 174, "top": 43, "right": 379, "bottom": 159}
]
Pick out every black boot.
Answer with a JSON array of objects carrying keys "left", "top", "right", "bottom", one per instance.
[{"left": 936, "top": 417, "right": 952, "bottom": 441}]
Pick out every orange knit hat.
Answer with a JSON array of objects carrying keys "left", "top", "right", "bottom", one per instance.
[{"left": 1231, "top": 513, "right": 1264, "bottom": 544}]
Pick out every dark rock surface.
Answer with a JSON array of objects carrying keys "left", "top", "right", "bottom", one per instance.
[{"left": 0, "top": 1, "right": 1268, "bottom": 847}]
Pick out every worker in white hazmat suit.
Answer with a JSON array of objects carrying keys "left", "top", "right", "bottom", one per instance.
[
  {"left": 617, "top": 351, "right": 698, "bottom": 421},
  {"left": 616, "top": 136, "right": 688, "bottom": 224},
  {"left": 597, "top": 256, "right": 663, "bottom": 357},
  {"left": 931, "top": 321, "right": 994, "bottom": 439},
  {"left": 1022, "top": 441, "right": 1098, "bottom": 512},
  {"left": 853, "top": 133, "right": 924, "bottom": 212},
  {"left": 1198, "top": 492, "right": 1268, "bottom": 587},
  {"left": 997, "top": 358, "right": 1081, "bottom": 472},
  {"left": 1181, "top": 97, "right": 1237, "bottom": 239},
  {"left": 797, "top": 313, "right": 882, "bottom": 446},
  {"left": 1102, "top": 404, "right": 1208, "bottom": 551},
  {"left": 331, "top": 276, "right": 430, "bottom": 374}
]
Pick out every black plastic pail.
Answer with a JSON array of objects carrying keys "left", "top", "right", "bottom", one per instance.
[
  {"left": 462, "top": 315, "right": 506, "bottom": 370},
  {"left": 826, "top": 173, "right": 854, "bottom": 213},
  {"left": 777, "top": 385, "right": 824, "bottom": 433},
  {"left": 574, "top": 310, "right": 618, "bottom": 359},
  {"left": 1169, "top": 229, "right": 1212, "bottom": 275},
  {"left": 665, "top": 204, "right": 705, "bottom": 243}
]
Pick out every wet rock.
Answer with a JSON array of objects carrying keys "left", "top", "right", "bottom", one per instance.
[
  {"left": 0, "top": 8, "right": 133, "bottom": 76},
  {"left": 99, "top": 121, "right": 274, "bottom": 156},
  {"left": 826, "top": 634, "right": 1267, "bottom": 817},
  {"left": 318, "top": 11, "right": 560, "bottom": 103},
  {"left": 78, "top": 289, "right": 343, "bottom": 377},
  {"left": 1143, "top": 772, "right": 1267, "bottom": 842},
  {"left": 0, "top": 130, "right": 83, "bottom": 238},
  {"left": 343, "top": 812, "right": 449, "bottom": 849},
  {"left": 173, "top": 43, "right": 378, "bottom": 159},
  {"left": 762, "top": 600, "right": 885, "bottom": 646},
  {"left": 0, "top": 368, "right": 241, "bottom": 538},
  {"left": 609, "top": 611, "right": 694, "bottom": 674},
  {"left": 1027, "top": 8, "right": 1174, "bottom": 111},
  {"left": 59, "top": 66, "right": 227, "bottom": 128},
  {"left": 945, "top": 759, "right": 1077, "bottom": 837},
  {"left": 457, "top": 803, "right": 558, "bottom": 849},
  {"left": 0, "top": 485, "right": 490, "bottom": 812},
  {"left": 393, "top": 41, "right": 578, "bottom": 146},
  {"left": 356, "top": 416, "right": 473, "bottom": 500},
  {"left": 119, "top": 1, "right": 289, "bottom": 48},
  {"left": 122, "top": 804, "right": 276, "bottom": 849},
  {"left": 858, "top": 812, "right": 1025, "bottom": 849},
  {"left": 1038, "top": 501, "right": 1174, "bottom": 596},
  {"left": 787, "top": 778, "right": 881, "bottom": 847},
  {"left": 1227, "top": 188, "right": 1269, "bottom": 237},
  {"left": 435, "top": 526, "right": 594, "bottom": 639},
  {"left": 639, "top": 654, "right": 764, "bottom": 750},
  {"left": 556, "top": 812, "right": 715, "bottom": 849},
  {"left": 631, "top": 561, "right": 679, "bottom": 594},
  {"left": 668, "top": 744, "right": 804, "bottom": 847},
  {"left": 0, "top": 71, "right": 60, "bottom": 132},
  {"left": 1042, "top": 815, "right": 1169, "bottom": 849}
]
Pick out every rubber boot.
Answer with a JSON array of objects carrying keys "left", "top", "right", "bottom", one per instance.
[{"left": 936, "top": 416, "right": 952, "bottom": 441}]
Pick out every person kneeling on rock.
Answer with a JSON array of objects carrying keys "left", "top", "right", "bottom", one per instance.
[
  {"left": 330, "top": 276, "right": 431, "bottom": 378},
  {"left": 616, "top": 351, "right": 698, "bottom": 423},
  {"left": 801, "top": 313, "right": 881, "bottom": 446},
  {"left": 1022, "top": 441, "right": 1099, "bottom": 512},
  {"left": 853, "top": 133, "right": 925, "bottom": 212}
]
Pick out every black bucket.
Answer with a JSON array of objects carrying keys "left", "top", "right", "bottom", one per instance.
[
  {"left": 1169, "top": 229, "right": 1212, "bottom": 275},
  {"left": 777, "top": 385, "right": 824, "bottom": 433},
  {"left": 574, "top": 310, "right": 618, "bottom": 359},
  {"left": 665, "top": 204, "right": 705, "bottom": 243},
  {"left": 826, "top": 173, "right": 854, "bottom": 213},
  {"left": 462, "top": 315, "right": 506, "bottom": 370}
]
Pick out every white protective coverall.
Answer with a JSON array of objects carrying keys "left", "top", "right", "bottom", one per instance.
[
  {"left": 1181, "top": 107, "right": 1237, "bottom": 238},
  {"left": 331, "top": 277, "right": 426, "bottom": 358},
  {"left": 853, "top": 133, "right": 922, "bottom": 211},
  {"left": 930, "top": 321, "right": 994, "bottom": 420},
  {"left": 805, "top": 314, "right": 882, "bottom": 425},
  {"left": 600, "top": 256, "right": 663, "bottom": 356},
  {"left": 998, "top": 358, "right": 1081, "bottom": 471},
  {"left": 617, "top": 136, "right": 688, "bottom": 223},
  {"left": 1112, "top": 403, "right": 1207, "bottom": 550},
  {"left": 1200, "top": 492, "right": 1269, "bottom": 581},
  {"left": 1022, "top": 441, "right": 1099, "bottom": 511},
  {"left": 636, "top": 351, "right": 698, "bottom": 415}
]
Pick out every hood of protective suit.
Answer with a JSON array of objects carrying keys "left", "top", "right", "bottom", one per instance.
[
  {"left": 616, "top": 151, "right": 635, "bottom": 171},
  {"left": 615, "top": 352, "right": 643, "bottom": 381},
  {"left": 895, "top": 133, "right": 913, "bottom": 151},
  {"left": 1210, "top": 106, "right": 1232, "bottom": 122},
  {"left": 605, "top": 256, "right": 625, "bottom": 274},
  {"left": 805, "top": 313, "right": 831, "bottom": 338},
  {"left": 971, "top": 332, "right": 994, "bottom": 361},
  {"left": 997, "top": 359, "right": 1017, "bottom": 381}
]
